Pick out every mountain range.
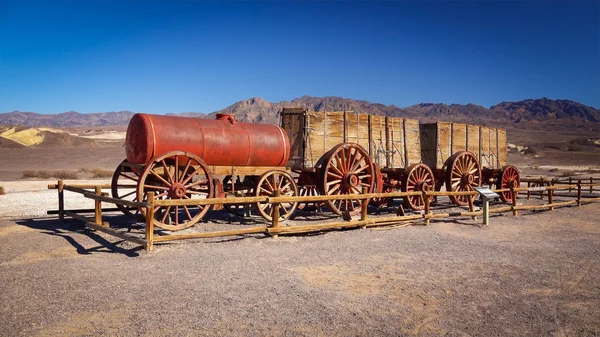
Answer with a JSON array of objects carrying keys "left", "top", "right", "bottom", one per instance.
[{"left": 1, "top": 96, "right": 599, "bottom": 128}]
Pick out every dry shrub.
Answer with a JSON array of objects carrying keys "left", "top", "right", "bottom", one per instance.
[
  {"left": 21, "top": 170, "right": 79, "bottom": 179},
  {"left": 0, "top": 186, "right": 5, "bottom": 195},
  {"left": 22, "top": 170, "right": 36, "bottom": 178},
  {"left": 91, "top": 168, "right": 113, "bottom": 178},
  {"left": 54, "top": 170, "right": 79, "bottom": 180}
]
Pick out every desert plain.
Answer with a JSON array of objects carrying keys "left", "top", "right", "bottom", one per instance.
[{"left": 0, "top": 124, "right": 599, "bottom": 336}]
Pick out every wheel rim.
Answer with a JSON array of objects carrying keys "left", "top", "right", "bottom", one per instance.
[
  {"left": 137, "top": 151, "right": 213, "bottom": 231},
  {"left": 254, "top": 171, "right": 298, "bottom": 221},
  {"left": 497, "top": 165, "right": 520, "bottom": 202},
  {"left": 223, "top": 175, "right": 254, "bottom": 217},
  {"left": 321, "top": 143, "right": 374, "bottom": 215},
  {"left": 445, "top": 151, "right": 481, "bottom": 206},
  {"left": 111, "top": 159, "right": 144, "bottom": 220},
  {"left": 403, "top": 163, "right": 434, "bottom": 210}
]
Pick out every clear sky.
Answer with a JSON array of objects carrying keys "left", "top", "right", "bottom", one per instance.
[{"left": 1, "top": 1, "right": 598, "bottom": 114}]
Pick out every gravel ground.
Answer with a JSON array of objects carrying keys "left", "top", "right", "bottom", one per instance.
[{"left": 1, "top": 185, "right": 599, "bottom": 336}]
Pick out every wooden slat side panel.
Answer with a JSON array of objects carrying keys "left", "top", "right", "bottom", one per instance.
[
  {"left": 451, "top": 123, "right": 467, "bottom": 153},
  {"left": 324, "top": 111, "right": 345, "bottom": 153},
  {"left": 370, "top": 115, "right": 386, "bottom": 167},
  {"left": 404, "top": 119, "right": 421, "bottom": 165},
  {"left": 386, "top": 116, "right": 404, "bottom": 168},
  {"left": 467, "top": 125, "right": 480, "bottom": 161},
  {"left": 497, "top": 128, "right": 508, "bottom": 168},
  {"left": 437, "top": 122, "right": 452, "bottom": 168},
  {"left": 306, "top": 112, "right": 326, "bottom": 168},
  {"left": 480, "top": 126, "right": 493, "bottom": 168},
  {"left": 488, "top": 128, "right": 498, "bottom": 169},
  {"left": 346, "top": 111, "right": 359, "bottom": 144},
  {"left": 419, "top": 123, "right": 437, "bottom": 168},
  {"left": 281, "top": 112, "right": 304, "bottom": 170},
  {"left": 357, "top": 114, "right": 371, "bottom": 158}
]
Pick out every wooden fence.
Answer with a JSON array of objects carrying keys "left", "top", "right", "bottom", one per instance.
[{"left": 48, "top": 178, "right": 600, "bottom": 252}]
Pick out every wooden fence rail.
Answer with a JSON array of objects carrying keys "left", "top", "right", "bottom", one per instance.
[{"left": 48, "top": 178, "right": 600, "bottom": 252}]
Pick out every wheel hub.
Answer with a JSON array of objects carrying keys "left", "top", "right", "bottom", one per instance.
[
  {"left": 417, "top": 181, "right": 430, "bottom": 192},
  {"left": 169, "top": 183, "right": 187, "bottom": 198},
  {"left": 462, "top": 174, "right": 474, "bottom": 185},
  {"left": 343, "top": 173, "right": 359, "bottom": 190}
]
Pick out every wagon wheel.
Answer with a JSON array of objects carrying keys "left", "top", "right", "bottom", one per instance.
[
  {"left": 320, "top": 143, "right": 374, "bottom": 215},
  {"left": 137, "top": 151, "right": 214, "bottom": 231},
  {"left": 497, "top": 165, "right": 520, "bottom": 202},
  {"left": 223, "top": 175, "right": 254, "bottom": 217},
  {"left": 403, "top": 163, "right": 435, "bottom": 210},
  {"left": 445, "top": 151, "right": 481, "bottom": 206},
  {"left": 296, "top": 185, "right": 327, "bottom": 211},
  {"left": 111, "top": 159, "right": 144, "bottom": 220},
  {"left": 370, "top": 163, "right": 391, "bottom": 207},
  {"left": 254, "top": 170, "right": 298, "bottom": 222}
]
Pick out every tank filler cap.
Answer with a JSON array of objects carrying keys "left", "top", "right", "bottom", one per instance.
[{"left": 216, "top": 113, "right": 236, "bottom": 124}]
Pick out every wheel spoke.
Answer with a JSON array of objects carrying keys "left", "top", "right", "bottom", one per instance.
[
  {"left": 119, "top": 172, "right": 139, "bottom": 182},
  {"left": 150, "top": 168, "right": 172, "bottom": 187},
  {"left": 181, "top": 166, "right": 203, "bottom": 185},
  {"left": 179, "top": 158, "right": 192, "bottom": 183},
  {"left": 185, "top": 179, "right": 209, "bottom": 189}
]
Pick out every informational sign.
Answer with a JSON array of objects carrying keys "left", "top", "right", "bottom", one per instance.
[
  {"left": 528, "top": 186, "right": 546, "bottom": 192},
  {"left": 473, "top": 186, "right": 500, "bottom": 200}
]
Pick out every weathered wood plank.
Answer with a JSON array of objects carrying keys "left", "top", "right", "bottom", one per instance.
[
  {"left": 404, "top": 119, "right": 421, "bottom": 165},
  {"left": 153, "top": 226, "right": 269, "bottom": 242},
  {"left": 452, "top": 123, "right": 467, "bottom": 153}
]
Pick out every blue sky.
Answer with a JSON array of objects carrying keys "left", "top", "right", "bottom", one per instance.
[{"left": 0, "top": 1, "right": 598, "bottom": 114}]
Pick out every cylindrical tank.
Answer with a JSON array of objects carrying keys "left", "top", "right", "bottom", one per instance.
[{"left": 125, "top": 113, "right": 290, "bottom": 167}]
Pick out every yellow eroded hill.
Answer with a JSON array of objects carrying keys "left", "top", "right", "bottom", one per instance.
[
  {"left": 0, "top": 127, "right": 66, "bottom": 146},
  {"left": 0, "top": 128, "right": 46, "bottom": 146}
]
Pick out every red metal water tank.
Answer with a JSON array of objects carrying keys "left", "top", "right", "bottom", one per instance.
[{"left": 125, "top": 113, "right": 290, "bottom": 167}]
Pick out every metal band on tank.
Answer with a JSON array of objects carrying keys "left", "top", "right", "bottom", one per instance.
[
  {"left": 238, "top": 122, "right": 252, "bottom": 165},
  {"left": 193, "top": 118, "right": 206, "bottom": 159},
  {"left": 276, "top": 125, "right": 288, "bottom": 167},
  {"left": 146, "top": 114, "right": 157, "bottom": 164}
]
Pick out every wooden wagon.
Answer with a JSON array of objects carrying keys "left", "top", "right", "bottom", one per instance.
[
  {"left": 420, "top": 122, "right": 519, "bottom": 204},
  {"left": 281, "top": 108, "right": 520, "bottom": 211},
  {"left": 281, "top": 108, "right": 433, "bottom": 212}
]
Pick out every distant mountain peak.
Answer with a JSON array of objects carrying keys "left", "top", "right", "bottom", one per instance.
[{"left": 1, "top": 96, "right": 598, "bottom": 127}]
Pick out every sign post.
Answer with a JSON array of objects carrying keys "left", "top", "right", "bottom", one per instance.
[{"left": 473, "top": 187, "right": 500, "bottom": 226}]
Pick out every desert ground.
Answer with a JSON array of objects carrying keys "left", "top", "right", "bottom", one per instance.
[{"left": 0, "top": 125, "right": 599, "bottom": 336}]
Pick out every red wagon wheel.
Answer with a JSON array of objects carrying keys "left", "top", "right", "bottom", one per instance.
[
  {"left": 445, "top": 151, "right": 481, "bottom": 206},
  {"left": 222, "top": 175, "right": 254, "bottom": 217},
  {"left": 111, "top": 159, "right": 144, "bottom": 220},
  {"left": 320, "top": 143, "right": 375, "bottom": 215},
  {"left": 296, "top": 185, "right": 324, "bottom": 211},
  {"left": 254, "top": 170, "right": 298, "bottom": 222},
  {"left": 136, "top": 151, "right": 214, "bottom": 231},
  {"left": 402, "top": 163, "right": 435, "bottom": 210},
  {"left": 497, "top": 165, "right": 520, "bottom": 202}
]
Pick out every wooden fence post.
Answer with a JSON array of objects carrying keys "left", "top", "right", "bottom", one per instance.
[
  {"left": 360, "top": 186, "right": 369, "bottom": 228},
  {"left": 95, "top": 185, "right": 103, "bottom": 225},
  {"left": 468, "top": 194, "right": 477, "bottom": 221},
  {"left": 271, "top": 189, "right": 281, "bottom": 239},
  {"left": 540, "top": 178, "right": 545, "bottom": 200},
  {"left": 424, "top": 191, "right": 430, "bottom": 224},
  {"left": 58, "top": 180, "right": 65, "bottom": 222},
  {"left": 145, "top": 192, "right": 155, "bottom": 252},
  {"left": 548, "top": 184, "right": 554, "bottom": 211},
  {"left": 511, "top": 183, "right": 518, "bottom": 216},
  {"left": 591, "top": 177, "right": 594, "bottom": 194},
  {"left": 527, "top": 181, "right": 531, "bottom": 200},
  {"left": 568, "top": 177, "right": 572, "bottom": 193},
  {"left": 577, "top": 180, "right": 582, "bottom": 207}
]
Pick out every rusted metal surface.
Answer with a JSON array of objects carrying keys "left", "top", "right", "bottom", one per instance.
[{"left": 125, "top": 113, "right": 290, "bottom": 167}]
